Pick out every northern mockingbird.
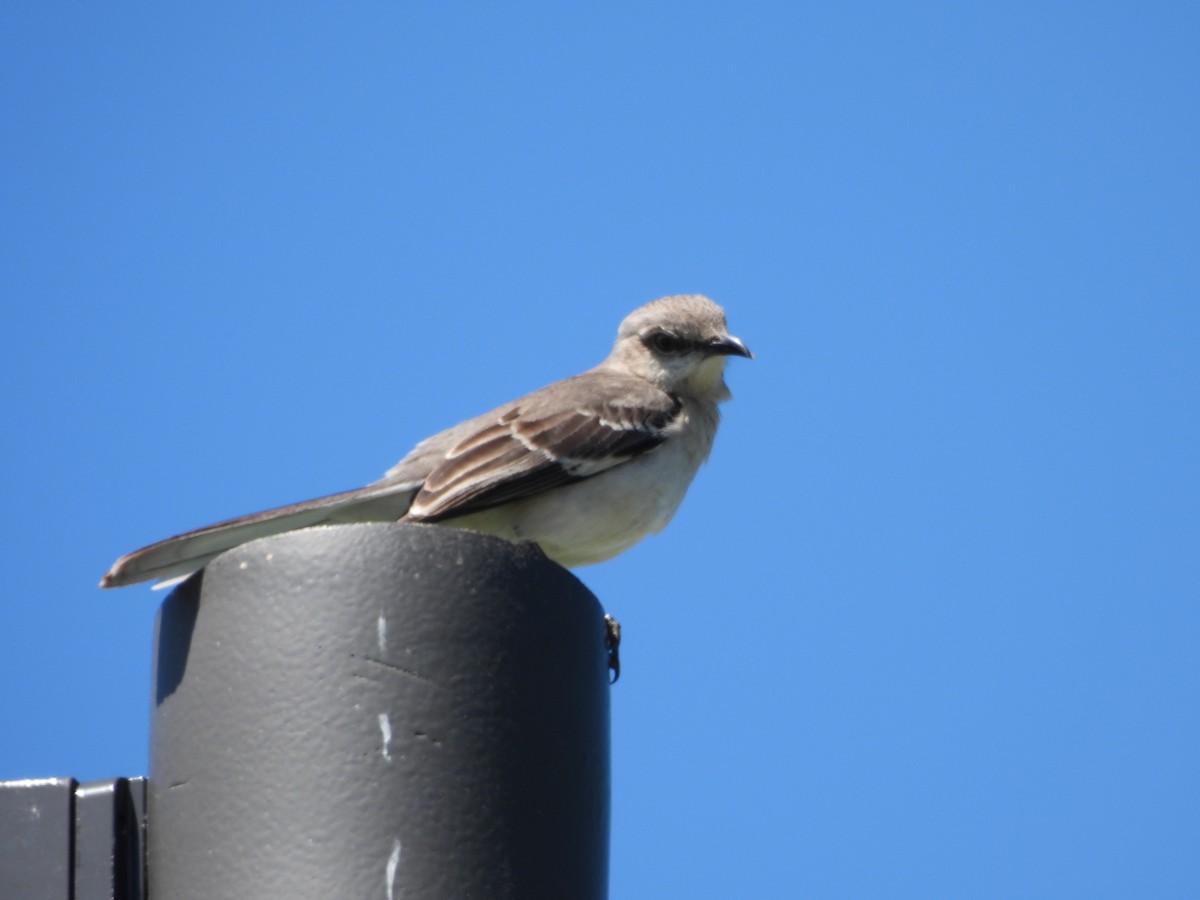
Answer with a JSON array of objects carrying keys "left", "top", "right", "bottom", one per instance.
[{"left": 100, "top": 294, "right": 751, "bottom": 589}]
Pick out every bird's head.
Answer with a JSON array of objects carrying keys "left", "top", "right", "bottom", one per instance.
[{"left": 609, "top": 294, "right": 752, "bottom": 400}]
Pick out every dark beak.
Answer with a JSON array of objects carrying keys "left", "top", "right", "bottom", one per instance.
[{"left": 707, "top": 334, "right": 754, "bottom": 359}]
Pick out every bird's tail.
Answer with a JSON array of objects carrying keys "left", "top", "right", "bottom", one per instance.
[{"left": 100, "top": 482, "right": 417, "bottom": 588}]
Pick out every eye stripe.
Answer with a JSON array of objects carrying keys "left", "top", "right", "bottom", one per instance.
[{"left": 646, "top": 331, "right": 692, "bottom": 354}]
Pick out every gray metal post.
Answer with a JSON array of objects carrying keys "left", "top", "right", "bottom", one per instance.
[
  {"left": 149, "top": 522, "right": 610, "bottom": 899},
  {"left": 0, "top": 777, "right": 146, "bottom": 900}
]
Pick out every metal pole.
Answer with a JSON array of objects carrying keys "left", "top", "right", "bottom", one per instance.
[{"left": 149, "top": 522, "right": 610, "bottom": 899}]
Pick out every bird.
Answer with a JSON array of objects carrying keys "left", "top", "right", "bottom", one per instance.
[{"left": 100, "top": 294, "right": 751, "bottom": 589}]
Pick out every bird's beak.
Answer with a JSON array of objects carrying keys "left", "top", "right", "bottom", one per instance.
[{"left": 707, "top": 334, "right": 754, "bottom": 359}]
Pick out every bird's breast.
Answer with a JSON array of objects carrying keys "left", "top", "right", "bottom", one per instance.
[{"left": 447, "top": 431, "right": 708, "bottom": 567}]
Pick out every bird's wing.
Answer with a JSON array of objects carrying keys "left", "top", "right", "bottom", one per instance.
[
  {"left": 99, "top": 480, "right": 419, "bottom": 588},
  {"left": 407, "top": 372, "right": 682, "bottom": 522}
]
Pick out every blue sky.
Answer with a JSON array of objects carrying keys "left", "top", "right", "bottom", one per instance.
[{"left": 2, "top": 3, "right": 1197, "bottom": 897}]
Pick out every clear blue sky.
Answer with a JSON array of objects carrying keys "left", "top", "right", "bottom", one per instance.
[{"left": 3, "top": 3, "right": 1197, "bottom": 897}]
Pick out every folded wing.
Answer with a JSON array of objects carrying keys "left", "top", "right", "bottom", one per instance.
[{"left": 408, "top": 378, "right": 682, "bottom": 522}]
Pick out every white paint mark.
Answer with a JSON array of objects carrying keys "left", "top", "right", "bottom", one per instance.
[
  {"left": 378, "top": 713, "right": 393, "bottom": 761},
  {"left": 238, "top": 561, "right": 249, "bottom": 570},
  {"left": 377, "top": 614, "right": 387, "bottom": 653},
  {"left": 386, "top": 838, "right": 402, "bottom": 900}
]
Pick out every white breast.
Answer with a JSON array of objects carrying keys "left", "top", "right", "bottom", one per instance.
[{"left": 448, "top": 401, "right": 718, "bottom": 567}]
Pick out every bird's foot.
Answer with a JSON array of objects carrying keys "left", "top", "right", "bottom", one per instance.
[{"left": 604, "top": 613, "right": 621, "bottom": 683}]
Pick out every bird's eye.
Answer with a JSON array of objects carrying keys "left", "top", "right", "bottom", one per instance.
[{"left": 649, "top": 332, "right": 688, "bottom": 354}]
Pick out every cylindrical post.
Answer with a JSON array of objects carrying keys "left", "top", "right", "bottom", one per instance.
[{"left": 149, "top": 523, "right": 610, "bottom": 899}]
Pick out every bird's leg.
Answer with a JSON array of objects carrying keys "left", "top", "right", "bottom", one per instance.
[{"left": 604, "top": 613, "right": 621, "bottom": 683}]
